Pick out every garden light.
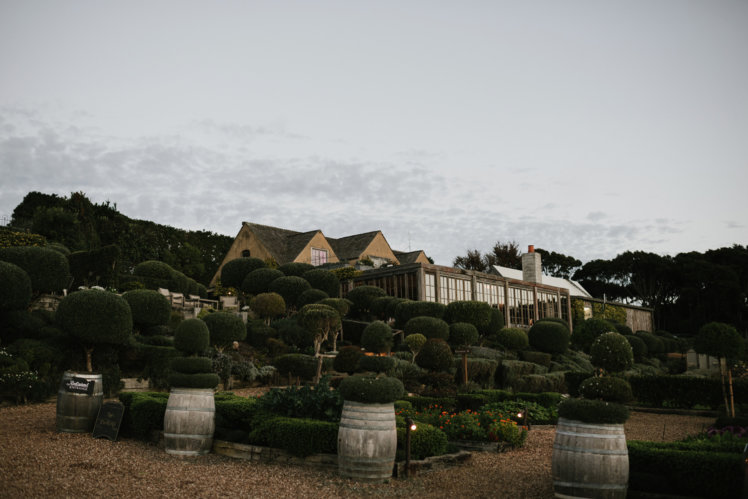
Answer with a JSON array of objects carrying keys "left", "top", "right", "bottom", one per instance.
[{"left": 405, "top": 417, "right": 416, "bottom": 478}]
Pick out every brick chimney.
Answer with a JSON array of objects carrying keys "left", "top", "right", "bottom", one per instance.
[{"left": 522, "top": 245, "right": 542, "bottom": 283}]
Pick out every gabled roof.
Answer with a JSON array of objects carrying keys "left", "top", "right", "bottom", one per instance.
[
  {"left": 393, "top": 249, "right": 426, "bottom": 264},
  {"left": 491, "top": 264, "right": 593, "bottom": 298},
  {"left": 243, "top": 222, "right": 324, "bottom": 262},
  {"left": 327, "top": 231, "right": 381, "bottom": 261}
]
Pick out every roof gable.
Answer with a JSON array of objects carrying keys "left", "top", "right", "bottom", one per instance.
[{"left": 328, "top": 231, "right": 381, "bottom": 261}]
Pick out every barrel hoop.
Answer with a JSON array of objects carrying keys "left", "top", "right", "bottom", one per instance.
[
  {"left": 552, "top": 443, "right": 628, "bottom": 455},
  {"left": 557, "top": 420, "right": 625, "bottom": 431},
  {"left": 165, "top": 449, "right": 209, "bottom": 456},
  {"left": 170, "top": 388, "right": 215, "bottom": 395},
  {"left": 164, "top": 432, "right": 212, "bottom": 439},
  {"left": 339, "top": 421, "right": 394, "bottom": 431},
  {"left": 166, "top": 407, "right": 215, "bottom": 413},
  {"left": 554, "top": 480, "right": 627, "bottom": 491},
  {"left": 555, "top": 430, "right": 623, "bottom": 439},
  {"left": 340, "top": 455, "right": 394, "bottom": 463}
]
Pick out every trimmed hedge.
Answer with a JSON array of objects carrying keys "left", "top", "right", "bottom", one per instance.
[
  {"left": 221, "top": 257, "right": 266, "bottom": 289},
  {"left": 132, "top": 260, "right": 175, "bottom": 290},
  {"left": 302, "top": 269, "right": 340, "bottom": 298},
  {"left": 241, "top": 267, "right": 283, "bottom": 295},
  {"left": 203, "top": 311, "right": 247, "bottom": 349},
  {"left": 274, "top": 317, "right": 314, "bottom": 349},
  {"left": 338, "top": 375, "right": 405, "bottom": 404},
  {"left": 415, "top": 339, "right": 453, "bottom": 372},
  {"left": 455, "top": 357, "right": 498, "bottom": 388},
  {"left": 318, "top": 298, "right": 350, "bottom": 319},
  {"left": 333, "top": 345, "right": 364, "bottom": 374},
  {"left": 0, "top": 261, "right": 32, "bottom": 311},
  {"left": 268, "top": 276, "right": 311, "bottom": 309},
  {"left": 122, "top": 289, "right": 171, "bottom": 330},
  {"left": 341, "top": 319, "right": 369, "bottom": 345},
  {"left": 558, "top": 398, "right": 629, "bottom": 424},
  {"left": 444, "top": 300, "right": 492, "bottom": 332},
  {"left": 590, "top": 332, "right": 633, "bottom": 373},
  {"left": 356, "top": 355, "right": 396, "bottom": 373},
  {"left": 273, "top": 353, "right": 317, "bottom": 381},
  {"left": 628, "top": 375, "right": 748, "bottom": 409},
  {"left": 173, "top": 318, "right": 210, "bottom": 354},
  {"left": 0, "top": 245, "right": 71, "bottom": 294},
  {"left": 296, "top": 288, "right": 329, "bottom": 308},
  {"left": 635, "top": 331, "right": 665, "bottom": 356},
  {"left": 518, "top": 350, "right": 552, "bottom": 368},
  {"left": 249, "top": 416, "right": 338, "bottom": 457},
  {"left": 571, "top": 317, "right": 614, "bottom": 353},
  {"left": 370, "top": 296, "right": 400, "bottom": 321},
  {"left": 528, "top": 321, "right": 570, "bottom": 354},
  {"left": 250, "top": 292, "right": 286, "bottom": 323},
  {"left": 360, "top": 321, "right": 393, "bottom": 353},
  {"left": 56, "top": 289, "right": 133, "bottom": 347},
  {"left": 118, "top": 391, "right": 169, "bottom": 440},
  {"left": 277, "top": 262, "right": 314, "bottom": 277},
  {"left": 170, "top": 356, "right": 213, "bottom": 374},
  {"left": 624, "top": 334, "right": 648, "bottom": 361},
  {"left": 394, "top": 300, "right": 447, "bottom": 326},
  {"left": 578, "top": 376, "right": 633, "bottom": 403},
  {"left": 404, "top": 316, "right": 449, "bottom": 341},
  {"left": 495, "top": 327, "right": 529, "bottom": 350},
  {"left": 167, "top": 372, "right": 221, "bottom": 389},
  {"left": 396, "top": 423, "right": 448, "bottom": 460},
  {"left": 346, "top": 285, "right": 386, "bottom": 316},
  {"left": 448, "top": 322, "right": 479, "bottom": 348}
]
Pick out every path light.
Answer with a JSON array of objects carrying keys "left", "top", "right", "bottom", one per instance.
[{"left": 405, "top": 417, "right": 416, "bottom": 478}]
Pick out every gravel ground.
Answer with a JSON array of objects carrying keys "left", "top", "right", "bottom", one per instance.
[{"left": 0, "top": 392, "right": 714, "bottom": 499}]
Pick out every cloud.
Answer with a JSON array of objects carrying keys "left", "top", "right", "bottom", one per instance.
[
  {"left": 726, "top": 220, "right": 745, "bottom": 229},
  {"left": 586, "top": 211, "right": 606, "bottom": 222}
]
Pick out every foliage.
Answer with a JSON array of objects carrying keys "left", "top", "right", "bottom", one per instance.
[
  {"left": 221, "top": 257, "right": 266, "bottom": 289},
  {"left": 68, "top": 244, "right": 120, "bottom": 288},
  {"left": 338, "top": 375, "right": 405, "bottom": 403},
  {"left": 0, "top": 227, "right": 46, "bottom": 248},
  {"left": 448, "top": 322, "right": 479, "bottom": 348},
  {"left": 519, "top": 350, "right": 552, "bottom": 368},
  {"left": 297, "top": 303, "right": 342, "bottom": 354},
  {"left": 394, "top": 300, "right": 446, "bottom": 326},
  {"left": 357, "top": 355, "right": 396, "bottom": 373},
  {"left": 0, "top": 245, "right": 71, "bottom": 294},
  {"left": 624, "top": 334, "right": 648, "bottom": 361},
  {"left": 296, "top": 288, "right": 329, "bottom": 308},
  {"left": 346, "top": 285, "right": 387, "bottom": 317},
  {"left": 694, "top": 322, "right": 744, "bottom": 360},
  {"left": 360, "top": 320, "right": 393, "bottom": 354},
  {"left": 56, "top": 289, "right": 132, "bottom": 352},
  {"left": 455, "top": 357, "right": 498, "bottom": 388},
  {"left": 404, "top": 316, "right": 449, "bottom": 341},
  {"left": 333, "top": 346, "right": 364, "bottom": 374},
  {"left": 535, "top": 248, "right": 582, "bottom": 278},
  {"left": 445, "top": 301, "right": 492, "bottom": 333},
  {"left": 628, "top": 375, "right": 748, "bottom": 409},
  {"left": 0, "top": 261, "right": 32, "bottom": 311},
  {"left": 274, "top": 317, "right": 315, "bottom": 349},
  {"left": 558, "top": 398, "right": 630, "bottom": 424},
  {"left": 268, "top": 276, "right": 312, "bottom": 310},
  {"left": 122, "top": 289, "right": 171, "bottom": 331},
  {"left": 528, "top": 320, "right": 570, "bottom": 354},
  {"left": 173, "top": 318, "right": 210, "bottom": 354},
  {"left": 302, "top": 269, "right": 340, "bottom": 298},
  {"left": 240, "top": 267, "right": 283, "bottom": 295},
  {"left": 171, "top": 356, "right": 213, "bottom": 373},
  {"left": 249, "top": 292, "right": 286, "bottom": 323},
  {"left": 404, "top": 333, "right": 427, "bottom": 360},
  {"left": 273, "top": 353, "right": 317, "bottom": 381},
  {"left": 395, "top": 423, "right": 448, "bottom": 461},
  {"left": 118, "top": 391, "right": 169, "bottom": 440},
  {"left": 590, "top": 332, "right": 634, "bottom": 373},
  {"left": 277, "top": 262, "right": 315, "bottom": 277},
  {"left": 318, "top": 298, "right": 350, "bottom": 319},
  {"left": 452, "top": 240, "right": 521, "bottom": 272},
  {"left": 167, "top": 372, "right": 220, "bottom": 389},
  {"left": 484, "top": 307, "right": 505, "bottom": 337},
  {"left": 570, "top": 317, "right": 614, "bottom": 352},
  {"left": 415, "top": 339, "right": 453, "bottom": 372},
  {"left": 132, "top": 260, "right": 175, "bottom": 290},
  {"left": 579, "top": 376, "right": 633, "bottom": 403},
  {"left": 635, "top": 331, "right": 665, "bottom": 356},
  {"left": 203, "top": 311, "right": 247, "bottom": 350},
  {"left": 330, "top": 266, "right": 362, "bottom": 282},
  {"left": 370, "top": 296, "right": 400, "bottom": 321},
  {"left": 257, "top": 377, "right": 343, "bottom": 421},
  {"left": 494, "top": 327, "right": 529, "bottom": 350},
  {"left": 481, "top": 399, "right": 558, "bottom": 425},
  {"left": 249, "top": 416, "right": 339, "bottom": 457}
]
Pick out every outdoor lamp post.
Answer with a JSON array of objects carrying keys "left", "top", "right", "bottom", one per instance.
[{"left": 405, "top": 417, "right": 416, "bottom": 477}]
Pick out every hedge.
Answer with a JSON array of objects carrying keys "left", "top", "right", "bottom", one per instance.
[
  {"left": 221, "top": 257, "right": 266, "bottom": 289},
  {"left": 0, "top": 227, "right": 46, "bottom": 248},
  {"left": 170, "top": 356, "right": 213, "bottom": 374},
  {"left": 333, "top": 346, "right": 364, "bottom": 374},
  {"left": 302, "top": 269, "right": 340, "bottom": 298},
  {"left": 528, "top": 321, "right": 570, "bottom": 354},
  {"left": 56, "top": 289, "right": 132, "bottom": 347},
  {"left": 346, "top": 285, "right": 386, "bottom": 316},
  {"left": 444, "top": 301, "right": 492, "bottom": 332},
  {"left": 404, "top": 316, "right": 449, "bottom": 341},
  {"left": 296, "top": 288, "right": 329, "bottom": 308},
  {"left": 578, "top": 376, "right": 633, "bottom": 403},
  {"left": 268, "top": 276, "right": 311, "bottom": 309},
  {"left": 277, "top": 262, "right": 314, "bottom": 277},
  {"left": 249, "top": 416, "right": 338, "bottom": 457},
  {"left": 132, "top": 260, "right": 175, "bottom": 290},
  {"left": 341, "top": 319, "right": 369, "bottom": 345},
  {"left": 0, "top": 245, "right": 71, "bottom": 294},
  {"left": 590, "top": 332, "right": 633, "bottom": 373},
  {"left": 122, "top": 289, "right": 171, "bottom": 330},
  {"left": 454, "top": 357, "right": 498, "bottom": 388},
  {"left": 118, "top": 391, "right": 169, "bottom": 440},
  {"left": 396, "top": 423, "right": 448, "bottom": 461},
  {"left": 558, "top": 398, "right": 630, "bottom": 424},
  {"left": 273, "top": 353, "right": 317, "bottom": 381},
  {"left": 0, "top": 261, "right": 32, "bottom": 311},
  {"left": 241, "top": 267, "right": 283, "bottom": 295},
  {"left": 494, "top": 327, "right": 529, "bottom": 351},
  {"left": 448, "top": 322, "right": 479, "bottom": 348},
  {"left": 356, "top": 355, "right": 396, "bottom": 374},
  {"left": 415, "top": 339, "right": 453, "bottom": 372},
  {"left": 203, "top": 311, "right": 246, "bottom": 349},
  {"left": 629, "top": 375, "right": 748, "bottom": 409},
  {"left": 338, "top": 375, "right": 405, "bottom": 404},
  {"left": 167, "top": 372, "right": 220, "bottom": 389},
  {"left": 393, "top": 300, "right": 447, "bottom": 326},
  {"left": 173, "top": 318, "right": 210, "bottom": 354},
  {"left": 360, "top": 321, "right": 393, "bottom": 353}
]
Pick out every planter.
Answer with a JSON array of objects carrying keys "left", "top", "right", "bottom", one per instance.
[
  {"left": 337, "top": 400, "right": 397, "bottom": 482},
  {"left": 552, "top": 417, "right": 628, "bottom": 499},
  {"left": 164, "top": 388, "right": 215, "bottom": 456},
  {"left": 56, "top": 371, "right": 103, "bottom": 433}
]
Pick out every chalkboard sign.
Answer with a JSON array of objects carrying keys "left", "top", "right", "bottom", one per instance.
[
  {"left": 92, "top": 401, "right": 124, "bottom": 441},
  {"left": 63, "top": 376, "right": 95, "bottom": 395}
]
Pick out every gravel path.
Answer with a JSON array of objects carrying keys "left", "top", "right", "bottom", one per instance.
[{"left": 0, "top": 396, "right": 714, "bottom": 499}]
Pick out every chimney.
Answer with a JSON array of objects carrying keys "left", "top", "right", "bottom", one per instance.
[{"left": 522, "top": 245, "right": 542, "bottom": 283}]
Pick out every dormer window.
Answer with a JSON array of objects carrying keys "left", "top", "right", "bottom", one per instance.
[{"left": 311, "top": 248, "right": 328, "bottom": 266}]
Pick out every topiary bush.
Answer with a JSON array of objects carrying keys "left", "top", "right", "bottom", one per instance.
[
  {"left": 302, "top": 269, "right": 340, "bottom": 298},
  {"left": 415, "top": 338, "right": 453, "bottom": 372},
  {"left": 404, "top": 333, "right": 427, "bottom": 361},
  {"left": 240, "top": 268, "right": 283, "bottom": 295},
  {"left": 396, "top": 423, "right": 448, "bottom": 460},
  {"left": 296, "top": 288, "right": 329, "bottom": 308},
  {"left": 338, "top": 375, "right": 405, "bottom": 404},
  {"left": 484, "top": 307, "right": 506, "bottom": 337},
  {"left": 448, "top": 322, "right": 479, "bottom": 348},
  {"left": 249, "top": 292, "right": 286, "bottom": 324},
  {"left": 445, "top": 301, "right": 492, "bottom": 333},
  {"left": 370, "top": 296, "right": 399, "bottom": 321},
  {"left": 220, "top": 257, "right": 266, "bottom": 289},
  {"left": 0, "top": 261, "right": 32, "bottom": 311},
  {"left": 495, "top": 327, "right": 529, "bottom": 350},
  {"left": 357, "top": 355, "right": 396, "bottom": 374},
  {"left": 273, "top": 317, "right": 314, "bottom": 349},
  {"left": 635, "top": 331, "right": 665, "bottom": 357},
  {"left": 360, "top": 321, "right": 393, "bottom": 354},
  {"left": 393, "top": 300, "right": 447, "bottom": 327},
  {"left": 694, "top": 322, "right": 744, "bottom": 360},
  {"left": 132, "top": 260, "right": 175, "bottom": 290},
  {"left": 203, "top": 312, "right": 247, "bottom": 350},
  {"left": 334, "top": 346, "right": 364, "bottom": 374},
  {"left": 172, "top": 318, "right": 210, "bottom": 355},
  {"left": 277, "top": 262, "right": 315, "bottom": 277},
  {"left": 318, "top": 298, "right": 350, "bottom": 320},
  {"left": 273, "top": 353, "right": 317, "bottom": 381},
  {"left": 403, "top": 316, "right": 450, "bottom": 341},
  {"left": 557, "top": 398, "right": 629, "bottom": 424},
  {"left": 122, "top": 289, "right": 171, "bottom": 332},
  {"left": 346, "top": 285, "right": 387, "bottom": 317},
  {"left": 528, "top": 321, "right": 570, "bottom": 354},
  {"left": 613, "top": 323, "right": 633, "bottom": 337},
  {"left": 0, "top": 245, "right": 71, "bottom": 295},
  {"left": 169, "top": 318, "right": 220, "bottom": 388},
  {"left": 624, "top": 335, "right": 648, "bottom": 362},
  {"left": 590, "top": 332, "right": 634, "bottom": 373},
  {"left": 268, "top": 276, "right": 311, "bottom": 310},
  {"left": 169, "top": 356, "right": 213, "bottom": 374},
  {"left": 579, "top": 376, "right": 633, "bottom": 403},
  {"left": 571, "top": 317, "right": 614, "bottom": 353}
]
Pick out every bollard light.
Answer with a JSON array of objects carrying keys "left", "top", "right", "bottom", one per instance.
[{"left": 405, "top": 417, "right": 416, "bottom": 478}]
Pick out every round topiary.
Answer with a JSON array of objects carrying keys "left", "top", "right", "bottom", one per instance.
[
  {"left": 46, "top": 242, "right": 71, "bottom": 256},
  {"left": 578, "top": 376, "right": 633, "bottom": 403},
  {"left": 277, "top": 262, "right": 315, "bottom": 277},
  {"left": 170, "top": 356, "right": 213, "bottom": 374},
  {"left": 571, "top": 318, "right": 615, "bottom": 353},
  {"left": 0, "top": 261, "right": 32, "bottom": 311},
  {"left": 448, "top": 322, "right": 479, "bottom": 348},
  {"left": 415, "top": 338, "right": 453, "bottom": 372},
  {"left": 536, "top": 317, "right": 570, "bottom": 329},
  {"left": 220, "top": 257, "right": 266, "bottom": 289},
  {"left": 528, "top": 321, "right": 570, "bottom": 354},
  {"left": 173, "top": 318, "right": 210, "bottom": 354},
  {"left": 694, "top": 322, "right": 744, "bottom": 360},
  {"left": 360, "top": 321, "right": 393, "bottom": 354},
  {"left": 404, "top": 333, "right": 427, "bottom": 358},
  {"left": 370, "top": 296, "right": 398, "bottom": 321},
  {"left": 338, "top": 375, "right": 405, "bottom": 404},
  {"left": 334, "top": 346, "right": 364, "bottom": 374},
  {"left": 302, "top": 269, "right": 340, "bottom": 298},
  {"left": 484, "top": 307, "right": 506, "bottom": 337},
  {"left": 347, "top": 285, "right": 387, "bottom": 316},
  {"left": 394, "top": 300, "right": 447, "bottom": 326},
  {"left": 613, "top": 323, "right": 633, "bottom": 337},
  {"left": 122, "top": 289, "right": 171, "bottom": 331},
  {"left": 495, "top": 327, "right": 529, "bottom": 350},
  {"left": 296, "top": 288, "right": 329, "bottom": 308},
  {"left": 624, "top": 335, "right": 648, "bottom": 362},
  {"left": 203, "top": 311, "right": 247, "bottom": 350},
  {"left": 167, "top": 372, "right": 221, "bottom": 389},
  {"left": 635, "top": 331, "right": 665, "bottom": 356},
  {"left": 250, "top": 292, "right": 286, "bottom": 323},
  {"left": 403, "top": 316, "right": 450, "bottom": 341},
  {"left": 0, "top": 246, "right": 71, "bottom": 294},
  {"left": 445, "top": 300, "right": 492, "bottom": 332},
  {"left": 357, "top": 355, "right": 396, "bottom": 373},
  {"left": 319, "top": 298, "right": 350, "bottom": 319},
  {"left": 557, "top": 398, "right": 630, "bottom": 424},
  {"left": 273, "top": 353, "right": 317, "bottom": 380},
  {"left": 268, "top": 276, "right": 312, "bottom": 309},
  {"left": 132, "top": 260, "right": 175, "bottom": 289},
  {"left": 240, "top": 267, "right": 284, "bottom": 295},
  {"left": 274, "top": 317, "right": 315, "bottom": 349},
  {"left": 590, "top": 332, "right": 634, "bottom": 373},
  {"left": 56, "top": 289, "right": 133, "bottom": 372}
]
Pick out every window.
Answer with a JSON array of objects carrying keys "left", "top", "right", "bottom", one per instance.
[
  {"left": 425, "top": 273, "right": 436, "bottom": 302},
  {"left": 241, "top": 249, "right": 251, "bottom": 257},
  {"left": 311, "top": 248, "right": 328, "bottom": 266}
]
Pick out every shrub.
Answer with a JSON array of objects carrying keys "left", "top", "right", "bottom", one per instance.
[
  {"left": 558, "top": 398, "right": 629, "bottom": 424},
  {"left": 404, "top": 316, "right": 449, "bottom": 341},
  {"left": 536, "top": 317, "right": 569, "bottom": 329},
  {"left": 481, "top": 400, "right": 558, "bottom": 425},
  {"left": 360, "top": 321, "right": 393, "bottom": 354},
  {"left": 338, "top": 375, "right": 405, "bottom": 403},
  {"left": 203, "top": 312, "right": 247, "bottom": 350},
  {"left": 455, "top": 357, "right": 498, "bottom": 388},
  {"left": 318, "top": 298, "right": 350, "bottom": 319},
  {"left": 579, "top": 376, "right": 633, "bottom": 403},
  {"left": 268, "top": 276, "right": 312, "bottom": 310},
  {"left": 415, "top": 339, "right": 453, "bottom": 372},
  {"left": 170, "top": 356, "right": 213, "bottom": 374},
  {"left": 132, "top": 260, "right": 175, "bottom": 290},
  {"left": 404, "top": 333, "right": 427, "bottom": 360},
  {"left": 613, "top": 323, "right": 633, "bottom": 337},
  {"left": 167, "top": 372, "right": 221, "bottom": 389},
  {"left": 357, "top": 355, "right": 396, "bottom": 373},
  {"left": 119, "top": 391, "right": 169, "bottom": 440},
  {"left": 68, "top": 244, "right": 120, "bottom": 289},
  {"left": 257, "top": 377, "right": 343, "bottom": 421},
  {"left": 625, "top": 335, "right": 648, "bottom": 362},
  {"left": 273, "top": 317, "right": 314, "bottom": 349},
  {"left": 240, "top": 268, "right": 283, "bottom": 295},
  {"left": 122, "top": 289, "right": 171, "bottom": 331},
  {"left": 484, "top": 307, "right": 506, "bottom": 337},
  {"left": 347, "top": 285, "right": 387, "bottom": 317},
  {"left": 510, "top": 372, "right": 566, "bottom": 393},
  {"left": 249, "top": 292, "right": 286, "bottom": 323},
  {"left": 341, "top": 319, "right": 369, "bottom": 345},
  {"left": 590, "top": 332, "right": 634, "bottom": 373},
  {"left": 628, "top": 375, "right": 736, "bottom": 409},
  {"left": 273, "top": 353, "right": 317, "bottom": 381},
  {"left": 635, "top": 331, "right": 665, "bottom": 357},
  {"left": 0, "top": 245, "right": 71, "bottom": 294},
  {"left": 370, "top": 296, "right": 399, "bottom": 321},
  {"left": 221, "top": 257, "right": 266, "bottom": 289},
  {"left": 519, "top": 350, "right": 552, "bottom": 368},
  {"left": 173, "top": 318, "right": 210, "bottom": 354},
  {"left": 56, "top": 289, "right": 132, "bottom": 372},
  {"left": 694, "top": 322, "right": 744, "bottom": 360},
  {"left": 528, "top": 321, "right": 570, "bottom": 354},
  {"left": 302, "top": 269, "right": 340, "bottom": 298},
  {"left": 394, "top": 300, "right": 447, "bottom": 327},
  {"left": 0, "top": 261, "right": 32, "bottom": 311},
  {"left": 277, "top": 262, "right": 314, "bottom": 277},
  {"left": 572, "top": 317, "right": 615, "bottom": 353},
  {"left": 396, "top": 423, "right": 448, "bottom": 460},
  {"left": 448, "top": 322, "right": 479, "bottom": 348},
  {"left": 296, "top": 288, "right": 329, "bottom": 308},
  {"left": 333, "top": 346, "right": 364, "bottom": 374},
  {"left": 445, "top": 301, "right": 492, "bottom": 333},
  {"left": 246, "top": 319, "right": 276, "bottom": 349},
  {"left": 495, "top": 327, "right": 529, "bottom": 350},
  {"left": 250, "top": 416, "right": 338, "bottom": 457}
]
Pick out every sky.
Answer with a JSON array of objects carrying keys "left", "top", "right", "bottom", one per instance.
[{"left": 1, "top": 1, "right": 746, "bottom": 266}]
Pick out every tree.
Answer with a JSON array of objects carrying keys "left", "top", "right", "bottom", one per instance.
[
  {"left": 694, "top": 322, "right": 744, "bottom": 417},
  {"left": 484, "top": 240, "right": 521, "bottom": 269},
  {"left": 297, "top": 303, "right": 342, "bottom": 383},
  {"left": 249, "top": 292, "right": 286, "bottom": 324},
  {"left": 453, "top": 249, "right": 486, "bottom": 271},
  {"left": 535, "top": 248, "right": 582, "bottom": 278}
]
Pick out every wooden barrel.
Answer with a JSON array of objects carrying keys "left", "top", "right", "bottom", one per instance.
[
  {"left": 164, "top": 388, "right": 215, "bottom": 456},
  {"left": 337, "top": 400, "right": 396, "bottom": 482},
  {"left": 56, "top": 372, "right": 103, "bottom": 433},
  {"left": 552, "top": 418, "right": 629, "bottom": 499}
]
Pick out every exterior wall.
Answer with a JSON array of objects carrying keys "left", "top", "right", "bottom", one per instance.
[
  {"left": 292, "top": 232, "right": 340, "bottom": 265},
  {"left": 412, "top": 251, "right": 430, "bottom": 264},
  {"left": 626, "top": 307, "right": 654, "bottom": 333},
  {"left": 573, "top": 297, "right": 654, "bottom": 333},
  {"left": 210, "top": 225, "right": 276, "bottom": 286}
]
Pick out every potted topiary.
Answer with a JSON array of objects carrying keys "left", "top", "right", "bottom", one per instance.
[
  {"left": 337, "top": 374, "right": 404, "bottom": 482},
  {"left": 55, "top": 289, "right": 133, "bottom": 432},
  {"left": 552, "top": 331, "right": 633, "bottom": 499},
  {"left": 164, "top": 318, "right": 220, "bottom": 456}
]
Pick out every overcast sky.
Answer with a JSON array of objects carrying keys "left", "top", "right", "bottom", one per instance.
[{"left": 1, "top": 1, "right": 746, "bottom": 266}]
